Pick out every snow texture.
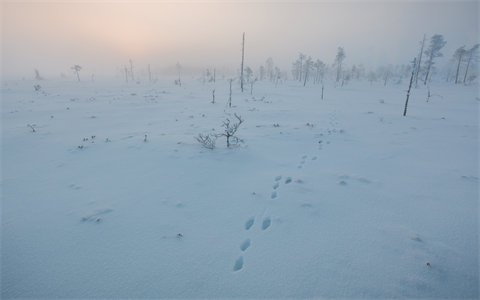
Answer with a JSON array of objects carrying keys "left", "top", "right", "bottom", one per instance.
[{"left": 1, "top": 77, "right": 478, "bottom": 299}]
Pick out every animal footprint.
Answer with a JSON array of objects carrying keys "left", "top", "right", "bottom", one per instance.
[
  {"left": 273, "top": 182, "right": 279, "bottom": 189},
  {"left": 271, "top": 191, "right": 277, "bottom": 199},
  {"left": 275, "top": 175, "right": 282, "bottom": 181},
  {"left": 298, "top": 165, "right": 303, "bottom": 169},
  {"left": 245, "top": 217, "right": 255, "bottom": 230},
  {"left": 240, "top": 239, "right": 251, "bottom": 251},
  {"left": 285, "top": 177, "right": 292, "bottom": 184},
  {"left": 262, "top": 217, "right": 271, "bottom": 230},
  {"left": 302, "top": 155, "right": 307, "bottom": 159},
  {"left": 300, "top": 161, "right": 305, "bottom": 164},
  {"left": 233, "top": 256, "right": 244, "bottom": 271},
  {"left": 312, "top": 156, "right": 317, "bottom": 160}
]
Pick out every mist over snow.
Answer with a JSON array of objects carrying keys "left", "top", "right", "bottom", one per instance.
[
  {"left": 2, "top": 1, "right": 478, "bottom": 79},
  {"left": 1, "top": 1, "right": 479, "bottom": 299}
]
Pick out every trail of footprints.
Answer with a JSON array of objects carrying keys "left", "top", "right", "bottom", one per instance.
[
  {"left": 234, "top": 154, "right": 323, "bottom": 272},
  {"left": 234, "top": 216, "right": 271, "bottom": 272},
  {"left": 233, "top": 112, "right": 339, "bottom": 272}
]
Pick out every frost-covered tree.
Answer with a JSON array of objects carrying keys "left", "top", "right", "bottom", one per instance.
[
  {"left": 452, "top": 46, "right": 467, "bottom": 84},
  {"left": 404, "top": 58, "right": 417, "bottom": 116},
  {"left": 423, "top": 34, "right": 446, "bottom": 84},
  {"left": 215, "top": 113, "right": 244, "bottom": 147},
  {"left": 333, "top": 47, "right": 346, "bottom": 82},
  {"left": 34, "top": 69, "right": 43, "bottom": 81},
  {"left": 244, "top": 67, "right": 253, "bottom": 83},
  {"left": 71, "top": 65, "right": 82, "bottom": 81},
  {"left": 291, "top": 59, "right": 301, "bottom": 81},
  {"left": 266, "top": 57, "right": 274, "bottom": 81},
  {"left": 463, "top": 44, "right": 479, "bottom": 84},
  {"left": 298, "top": 53, "right": 306, "bottom": 82},
  {"left": 176, "top": 62, "right": 182, "bottom": 86},
  {"left": 415, "top": 34, "right": 426, "bottom": 87},
  {"left": 259, "top": 65, "right": 266, "bottom": 80},
  {"left": 313, "top": 59, "right": 326, "bottom": 84},
  {"left": 303, "top": 56, "right": 313, "bottom": 86}
]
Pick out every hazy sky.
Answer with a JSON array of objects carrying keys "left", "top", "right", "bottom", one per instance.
[{"left": 2, "top": 1, "right": 478, "bottom": 79}]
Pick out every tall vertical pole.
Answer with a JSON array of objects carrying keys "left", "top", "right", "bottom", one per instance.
[{"left": 241, "top": 33, "right": 245, "bottom": 93}]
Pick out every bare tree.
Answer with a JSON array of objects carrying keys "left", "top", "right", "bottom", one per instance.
[
  {"left": 463, "top": 44, "right": 480, "bottom": 84},
  {"left": 303, "top": 56, "right": 313, "bottom": 86},
  {"left": 423, "top": 34, "right": 446, "bottom": 84},
  {"left": 313, "top": 59, "right": 326, "bottom": 84},
  {"left": 195, "top": 133, "right": 217, "bottom": 150},
  {"left": 266, "top": 57, "right": 274, "bottom": 81},
  {"left": 148, "top": 64, "right": 152, "bottom": 82},
  {"left": 215, "top": 113, "right": 244, "bottom": 147},
  {"left": 240, "top": 33, "right": 245, "bottom": 92},
  {"left": 298, "top": 53, "right": 306, "bottom": 82},
  {"left": 129, "top": 59, "right": 134, "bottom": 81},
  {"left": 71, "top": 65, "right": 82, "bottom": 81},
  {"left": 34, "top": 69, "right": 43, "bottom": 81},
  {"left": 259, "top": 65, "right": 266, "bottom": 80},
  {"left": 415, "top": 34, "right": 426, "bottom": 88},
  {"left": 244, "top": 67, "right": 253, "bottom": 83},
  {"left": 404, "top": 58, "right": 417, "bottom": 116},
  {"left": 176, "top": 62, "right": 182, "bottom": 86},
  {"left": 452, "top": 46, "right": 467, "bottom": 84},
  {"left": 333, "top": 47, "right": 346, "bottom": 82}
]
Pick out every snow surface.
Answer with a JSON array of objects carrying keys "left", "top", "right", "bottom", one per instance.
[{"left": 1, "top": 77, "right": 478, "bottom": 299}]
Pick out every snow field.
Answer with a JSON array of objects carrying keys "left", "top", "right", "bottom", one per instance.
[{"left": 1, "top": 77, "right": 478, "bottom": 298}]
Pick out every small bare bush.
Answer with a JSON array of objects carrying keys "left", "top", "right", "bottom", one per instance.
[{"left": 194, "top": 133, "right": 217, "bottom": 150}]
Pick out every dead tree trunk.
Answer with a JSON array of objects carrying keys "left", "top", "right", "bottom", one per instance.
[
  {"left": 241, "top": 33, "right": 245, "bottom": 93},
  {"left": 415, "top": 34, "right": 426, "bottom": 88},
  {"left": 404, "top": 58, "right": 416, "bottom": 116},
  {"left": 129, "top": 59, "right": 134, "bottom": 82},
  {"left": 148, "top": 64, "right": 151, "bottom": 82}
]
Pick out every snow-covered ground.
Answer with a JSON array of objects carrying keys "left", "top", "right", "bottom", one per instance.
[{"left": 2, "top": 76, "right": 478, "bottom": 299}]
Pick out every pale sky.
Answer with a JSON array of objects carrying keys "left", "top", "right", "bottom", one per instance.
[{"left": 2, "top": 1, "right": 478, "bottom": 79}]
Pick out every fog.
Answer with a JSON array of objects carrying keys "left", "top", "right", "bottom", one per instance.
[{"left": 2, "top": 1, "right": 478, "bottom": 79}]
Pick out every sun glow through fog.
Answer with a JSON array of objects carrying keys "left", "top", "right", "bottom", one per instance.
[{"left": 2, "top": 1, "right": 478, "bottom": 78}]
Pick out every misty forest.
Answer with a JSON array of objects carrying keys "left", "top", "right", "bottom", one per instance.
[{"left": 2, "top": 2, "right": 479, "bottom": 299}]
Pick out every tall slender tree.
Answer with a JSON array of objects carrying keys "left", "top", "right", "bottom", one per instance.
[
  {"left": 266, "top": 57, "right": 274, "bottom": 81},
  {"left": 176, "top": 62, "right": 182, "bottom": 86},
  {"left": 71, "top": 65, "right": 82, "bottom": 81},
  {"left": 333, "top": 47, "right": 346, "bottom": 82},
  {"left": 415, "top": 34, "right": 426, "bottom": 87},
  {"left": 404, "top": 58, "right": 417, "bottom": 116},
  {"left": 463, "top": 44, "right": 480, "bottom": 84},
  {"left": 129, "top": 59, "right": 134, "bottom": 81},
  {"left": 452, "top": 46, "right": 467, "bottom": 84},
  {"left": 423, "top": 34, "right": 446, "bottom": 84},
  {"left": 240, "top": 33, "right": 245, "bottom": 92}
]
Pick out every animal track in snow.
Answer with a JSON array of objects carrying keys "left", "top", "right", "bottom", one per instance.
[
  {"left": 262, "top": 217, "right": 271, "bottom": 230},
  {"left": 312, "top": 156, "right": 317, "bottom": 160},
  {"left": 297, "top": 165, "right": 303, "bottom": 169},
  {"left": 300, "top": 161, "right": 305, "bottom": 164},
  {"left": 285, "top": 177, "right": 292, "bottom": 184},
  {"left": 81, "top": 208, "right": 113, "bottom": 221},
  {"left": 245, "top": 217, "right": 255, "bottom": 230},
  {"left": 275, "top": 175, "right": 282, "bottom": 181},
  {"left": 273, "top": 182, "right": 279, "bottom": 189},
  {"left": 302, "top": 155, "right": 307, "bottom": 159},
  {"left": 233, "top": 256, "right": 244, "bottom": 271},
  {"left": 240, "top": 239, "right": 251, "bottom": 251},
  {"left": 271, "top": 191, "right": 277, "bottom": 199}
]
